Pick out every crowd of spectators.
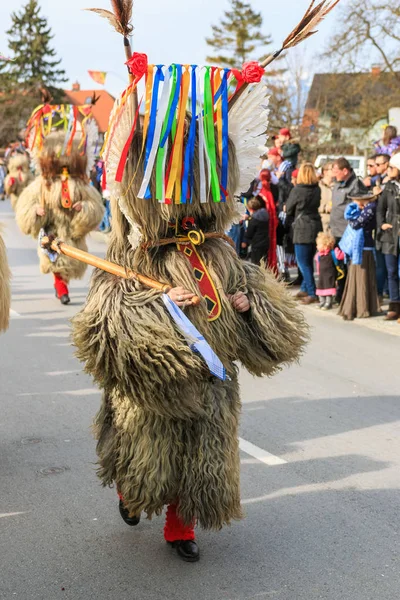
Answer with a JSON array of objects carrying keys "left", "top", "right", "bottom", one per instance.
[{"left": 235, "top": 125, "right": 400, "bottom": 325}]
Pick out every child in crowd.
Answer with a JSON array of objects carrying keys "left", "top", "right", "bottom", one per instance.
[
  {"left": 278, "top": 128, "right": 301, "bottom": 169},
  {"left": 315, "top": 232, "right": 345, "bottom": 310},
  {"left": 338, "top": 193, "right": 380, "bottom": 321},
  {"left": 241, "top": 197, "right": 269, "bottom": 266}
]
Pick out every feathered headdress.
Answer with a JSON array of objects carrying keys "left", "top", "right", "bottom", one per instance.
[
  {"left": 86, "top": 0, "right": 341, "bottom": 243},
  {"left": 26, "top": 102, "right": 99, "bottom": 178}
]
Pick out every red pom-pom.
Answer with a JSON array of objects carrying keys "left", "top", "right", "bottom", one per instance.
[
  {"left": 125, "top": 52, "right": 148, "bottom": 79},
  {"left": 241, "top": 61, "right": 265, "bottom": 83}
]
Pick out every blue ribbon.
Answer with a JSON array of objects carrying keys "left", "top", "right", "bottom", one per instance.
[
  {"left": 181, "top": 66, "right": 197, "bottom": 204},
  {"left": 160, "top": 64, "right": 182, "bottom": 148},
  {"left": 220, "top": 69, "right": 230, "bottom": 202},
  {"left": 161, "top": 294, "right": 227, "bottom": 381}
]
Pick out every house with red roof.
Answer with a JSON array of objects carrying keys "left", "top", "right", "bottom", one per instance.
[{"left": 64, "top": 82, "right": 115, "bottom": 137}]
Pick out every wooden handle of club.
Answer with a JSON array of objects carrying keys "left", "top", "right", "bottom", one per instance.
[
  {"left": 45, "top": 239, "right": 201, "bottom": 306},
  {"left": 123, "top": 36, "right": 139, "bottom": 116}
]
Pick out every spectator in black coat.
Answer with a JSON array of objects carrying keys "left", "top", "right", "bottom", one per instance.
[
  {"left": 242, "top": 197, "right": 269, "bottom": 266},
  {"left": 376, "top": 153, "right": 400, "bottom": 322},
  {"left": 286, "top": 163, "right": 322, "bottom": 304}
]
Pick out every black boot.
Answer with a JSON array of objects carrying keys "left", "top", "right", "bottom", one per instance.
[
  {"left": 118, "top": 500, "right": 141, "bottom": 526},
  {"left": 385, "top": 302, "right": 400, "bottom": 321},
  {"left": 60, "top": 294, "right": 70, "bottom": 305},
  {"left": 168, "top": 540, "right": 200, "bottom": 563}
]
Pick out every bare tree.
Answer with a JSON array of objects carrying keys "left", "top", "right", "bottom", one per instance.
[{"left": 322, "top": 1, "right": 400, "bottom": 79}]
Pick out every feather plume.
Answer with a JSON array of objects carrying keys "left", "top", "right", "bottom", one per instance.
[
  {"left": 91, "top": 92, "right": 101, "bottom": 106},
  {"left": 229, "top": 0, "right": 341, "bottom": 109},
  {"left": 228, "top": 84, "right": 270, "bottom": 197},
  {"left": 281, "top": 0, "right": 341, "bottom": 51},
  {"left": 85, "top": 0, "right": 133, "bottom": 36}
]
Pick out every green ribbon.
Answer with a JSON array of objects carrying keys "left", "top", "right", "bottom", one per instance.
[{"left": 203, "top": 67, "right": 220, "bottom": 203}]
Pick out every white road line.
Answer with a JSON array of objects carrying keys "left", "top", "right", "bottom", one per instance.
[
  {"left": 10, "top": 309, "right": 21, "bottom": 318},
  {"left": 0, "top": 512, "right": 28, "bottom": 519},
  {"left": 46, "top": 370, "right": 78, "bottom": 376},
  {"left": 18, "top": 388, "right": 99, "bottom": 397},
  {"left": 239, "top": 437, "right": 287, "bottom": 466}
]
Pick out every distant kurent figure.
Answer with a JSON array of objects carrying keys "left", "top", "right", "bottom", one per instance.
[
  {"left": 71, "top": 0, "right": 340, "bottom": 564},
  {"left": 15, "top": 105, "right": 104, "bottom": 304},
  {"left": 4, "top": 154, "right": 34, "bottom": 211}
]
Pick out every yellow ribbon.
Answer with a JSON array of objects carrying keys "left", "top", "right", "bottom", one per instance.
[
  {"left": 214, "top": 69, "right": 223, "bottom": 162},
  {"left": 142, "top": 66, "right": 154, "bottom": 149},
  {"left": 166, "top": 65, "right": 191, "bottom": 204}
]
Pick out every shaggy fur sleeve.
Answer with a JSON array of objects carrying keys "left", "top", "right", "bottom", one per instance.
[
  {"left": 72, "top": 270, "right": 208, "bottom": 420},
  {"left": 0, "top": 231, "right": 11, "bottom": 332},
  {"left": 69, "top": 184, "right": 104, "bottom": 239},
  {"left": 237, "top": 263, "right": 309, "bottom": 377},
  {"left": 15, "top": 178, "right": 46, "bottom": 238}
]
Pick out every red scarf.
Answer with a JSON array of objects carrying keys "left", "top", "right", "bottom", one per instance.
[{"left": 259, "top": 172, "right": 278, "bottom": 274}]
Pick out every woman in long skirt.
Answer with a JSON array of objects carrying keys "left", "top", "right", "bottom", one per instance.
[{"left": 338, "top": 194, "right": 380, "bottom": 320}]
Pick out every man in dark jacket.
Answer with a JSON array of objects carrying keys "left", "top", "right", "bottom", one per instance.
[
  {"left": 331, "top": 158, "right": 368, "bottom": 302},
  {"left": 241, "top": 197, "right": 269, "bottom": 265},
  {"left": 331, "top": 158, "right": 368, "bottom": 241}
]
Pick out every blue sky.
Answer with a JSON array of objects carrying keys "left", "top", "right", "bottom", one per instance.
[{"left": 0, "top": 0, "right": 344, "bottom": 97}]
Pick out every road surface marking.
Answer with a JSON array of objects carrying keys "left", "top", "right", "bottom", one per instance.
[
  {"left": 0, "top": 512, "right": 28, "bottom": 519},
  {"left": 46, "top": 370, "right": 78, "bottom": 376},
  {"left": 10, "top": 309, "right": 21, "bottom": 318},
  {"left": 18, "top": 388, "right": 99, "bottom": 397},
  {"left": 239, "top": 438, "right": 287, "bottom": 466}
]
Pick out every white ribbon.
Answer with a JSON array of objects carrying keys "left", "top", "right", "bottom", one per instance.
[
  {"left": 138, "top": 67, "right": 172, "bottom": 199},
  {"left": 197, "top": 69, "right": 210, "bottom": 203}
]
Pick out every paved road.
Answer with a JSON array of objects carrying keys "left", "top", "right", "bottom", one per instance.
[{"left": 1, "top": 201, "right": 399, "bottom": 600}]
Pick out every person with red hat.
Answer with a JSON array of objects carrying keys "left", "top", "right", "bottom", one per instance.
[{"left": 278, "top": 128, "right": 301, "bottom": 170}]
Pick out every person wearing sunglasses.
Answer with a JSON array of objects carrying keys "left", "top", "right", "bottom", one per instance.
[
  {"left": 363, "top": 156, "right": 379, "bottom": 190},
  {"left": 376, "top": 153, "right": 400, "bottom": 321}
]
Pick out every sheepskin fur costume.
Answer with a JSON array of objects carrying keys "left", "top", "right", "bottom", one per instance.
[
  {"left": 5, "top": 154, "right": 34, "bottom": 211},
  {"left": 0, "top": 229, "right": 11, "bottom": 332},
  {"left": 72, "top": 123, "right": 309, "bottom": 530},
  {"left": 15, "top": 148, "right": 104, "bottom": 282}
]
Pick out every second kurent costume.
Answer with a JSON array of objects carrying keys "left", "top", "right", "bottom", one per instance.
[
  {"left": 15, "top": 106, "right": 104, "bottom": 302},
  {"left": 4, "top": 154, "right": 34, "bottom": 211},
  {"left": 0, "top": 229, "right": 11, "bottom": 333}
]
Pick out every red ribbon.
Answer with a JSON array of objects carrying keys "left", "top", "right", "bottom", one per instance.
[{"left": 115, "top": 99, "right": 141, "bottom": 183}]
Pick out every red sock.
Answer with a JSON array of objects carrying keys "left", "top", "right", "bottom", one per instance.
[
  {"left": 164, "top": 503, "right": 195, "bottom": 542},
  {"left": 54, "top": 273, "right": 69, "bottom": 298}
]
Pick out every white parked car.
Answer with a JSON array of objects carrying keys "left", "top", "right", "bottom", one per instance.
[{"left": 314, "top": 155, "right": 366, "bottom": 178}]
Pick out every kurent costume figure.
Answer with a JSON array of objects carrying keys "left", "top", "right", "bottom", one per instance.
[
  {"left": 4, "top": 154, "right": 34, "bottom": 211},
  {"left": 0, "top": 229, "right": 11, "bottom": 332},
  {"left": 15, "top": 105, "right": 104, "bottom": 304},
  {"left": 71, "top": 0, "right": 340, "bottom": 563}
]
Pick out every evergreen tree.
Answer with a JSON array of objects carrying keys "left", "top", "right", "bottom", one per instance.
[
  {"left": 206, "top": 0, "right": 272, "bottom": 68},
  {"left": 0, "top": 0, "right": 66, "bottom": 86},
  {"left": 0, "top": 1, "right": 66, "bottom": 146}
]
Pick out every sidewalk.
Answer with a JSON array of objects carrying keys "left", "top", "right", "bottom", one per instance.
[
  {"left": 88, "top": 231, "right": 400, "bottom": 338},
  {"left": 300, "top": 298, "right": 400, "bottom": 338}
]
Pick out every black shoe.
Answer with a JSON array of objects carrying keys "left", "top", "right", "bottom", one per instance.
[
  {"left": 287, "top": 276, "right": 303, "bottom": 287},
  {"left": 60, "top": 294, "right": 70, "bottom": 305},
  {"left": 168, "top": 539, "right": 200, "bottom": 562},
  {"left": 118, "top": 500, "right": 141, "bottom": 526}
]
